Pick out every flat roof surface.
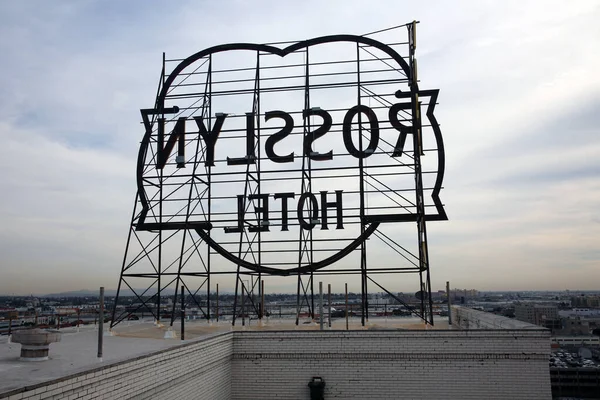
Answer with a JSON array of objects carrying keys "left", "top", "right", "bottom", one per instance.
[
  {"left": 0, "top": 316, "right": 450, "bottom": 393},
  {"left": 0, "top": 325, "right": 182, "bottom": 393},
  {"left": 115, "top": 315, "right": 450, "bottom": 339}
]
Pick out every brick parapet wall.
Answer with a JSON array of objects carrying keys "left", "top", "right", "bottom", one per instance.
[
  {"left": 0, "top": 333, "right": 232, "bottom": 400},
  {"left": 1, "top": 329, "right": 551, "bottom": 400},
  {"left": 231, "top": 330, "right": 551, "bottom": 399}
]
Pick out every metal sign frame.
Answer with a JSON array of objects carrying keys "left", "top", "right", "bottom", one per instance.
[{"left": 111, "top": 22, "right": 446, "bottom": 328}]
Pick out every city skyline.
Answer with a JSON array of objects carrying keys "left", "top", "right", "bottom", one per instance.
[{"left": 0, "top": 0, "right": 599, "bottom": 295}]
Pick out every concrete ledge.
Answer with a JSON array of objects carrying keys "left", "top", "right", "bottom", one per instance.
[{"left": 452, "top": 305, "right": 546, "bottom": 330}]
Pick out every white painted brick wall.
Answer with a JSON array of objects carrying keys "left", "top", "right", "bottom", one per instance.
[{"left": 231, "top": 330, "right": 551, "bottom": 400}]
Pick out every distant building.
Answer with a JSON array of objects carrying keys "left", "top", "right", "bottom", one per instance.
[
  {"left": 560, "top": 308, "right": 600, "bottom": 317},
  {"left": 560, "top": 317, "right": 591, "bottom": 335},
  {"left": 552, "top": 336, "right": 600, "bottom": 346},
  {"left": 571, "top": 295, "right": 600, "bottom": 308},
  {"left": 449, "top": 288, "right": 479, "bottom": 303},
  {"left": 515, "top": 303, "right": 559, "bottom": 327}
]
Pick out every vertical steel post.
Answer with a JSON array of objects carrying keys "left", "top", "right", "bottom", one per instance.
[
  {"left": 447, "top": 281, "right": 452, "bottom": 326},
  {"left": 319, "top": 282, "right": 324, "bottom": 331},
  {"left": 345, "top": 283, "right": 349, "bottom": 330},
  {"left": 356, "top": 42, "right": 368, "bottom": 327},
  {"left": 98, "top": 287, "right": 104, "bottom": 359},
  {"left": 216, "top": 283, "right": 219, "bottom": 322},
  {"left": 261, "top": 280, "right": 265, "bottom": 321},
  {"left": 257, "top": 52, "right": 263, "bottom": 323},
  {"left": 181, "top": 285, "right": 185, "bottom": 340},
  {"left": 310, "top": 277, "right": 315, "bottom": 320},
  {"left": 206, "top": 54, "right": 213, "bottom": 323},
  {"left": 156, "top": 53, "right": 166, "bottom": 327},
  {"left": 241, "top": 282, "right": 246, "bottom": 327},
  {"left": 328, "top": 284, "right": 331, "bottom": 328}
]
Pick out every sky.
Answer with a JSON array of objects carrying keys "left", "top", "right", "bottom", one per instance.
[{"left": 0, "top": 0, "right": 598, "bottom": 295}]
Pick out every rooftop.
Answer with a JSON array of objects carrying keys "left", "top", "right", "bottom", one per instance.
[{"left": 0, "top": 316, "right": 450, "bottom": 393}]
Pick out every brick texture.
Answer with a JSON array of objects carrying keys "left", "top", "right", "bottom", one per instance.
[{"left": 231, "top": 330, "right": 551, "bottom": 400}]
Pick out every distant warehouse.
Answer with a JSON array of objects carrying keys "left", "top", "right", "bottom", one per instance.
[
  {"left": 515, "top": 303, "right": 560, "bottom": 328},
  {"left": 552, "top": 336, "right": 600, "bottom": 346}
]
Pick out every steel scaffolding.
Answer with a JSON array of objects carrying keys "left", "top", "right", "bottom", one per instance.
[{"left": 111, "top": 22, "right": 446, "bottom": 329}]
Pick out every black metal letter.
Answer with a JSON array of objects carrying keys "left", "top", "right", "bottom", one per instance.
[
  {"left": 249, "top": 193, "right": 270, "bottom": 232},
  {"left": 157, "top": 117, "right": 186, "bottom": 169},
  {"left": 388, "top": 102, "right": 412, "bottom": 157},
  {"left": 227, "top": 112, "right": 256, "bottom": 165},
  {"left": 342, "top": 105, "right": 379, "bottom": 159},
  {"left": 265, "top": 111, "right": 294, "bottom": 163},
  {"left": 320, "top": 190, "right": 344, "bottom": 230},
  {"left": 140, "top": 106, "right": 181, "bottom": 170},
  {"left": 274, "top": 192, "right": 295, "bottom": 231},
  {"left": 224, "top": 195, "right": 245, "bottom": 233},
  {"left": 303, "top": 108, "right": 333, "bottom": 161},
  {"left": 297, "top": 192, "right": 319, "bottom": 230},
  {"left": 194, "top": 114, "right": 227, "bottom": 166}
]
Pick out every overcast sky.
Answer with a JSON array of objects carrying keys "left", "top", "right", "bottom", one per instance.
[{"left": 0, "top": 0, "right": 598, "bottom": 295}]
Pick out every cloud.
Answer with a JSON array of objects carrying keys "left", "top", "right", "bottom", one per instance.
[{"left": 0, "top": 0, "right": 599, "bottom": 294}]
